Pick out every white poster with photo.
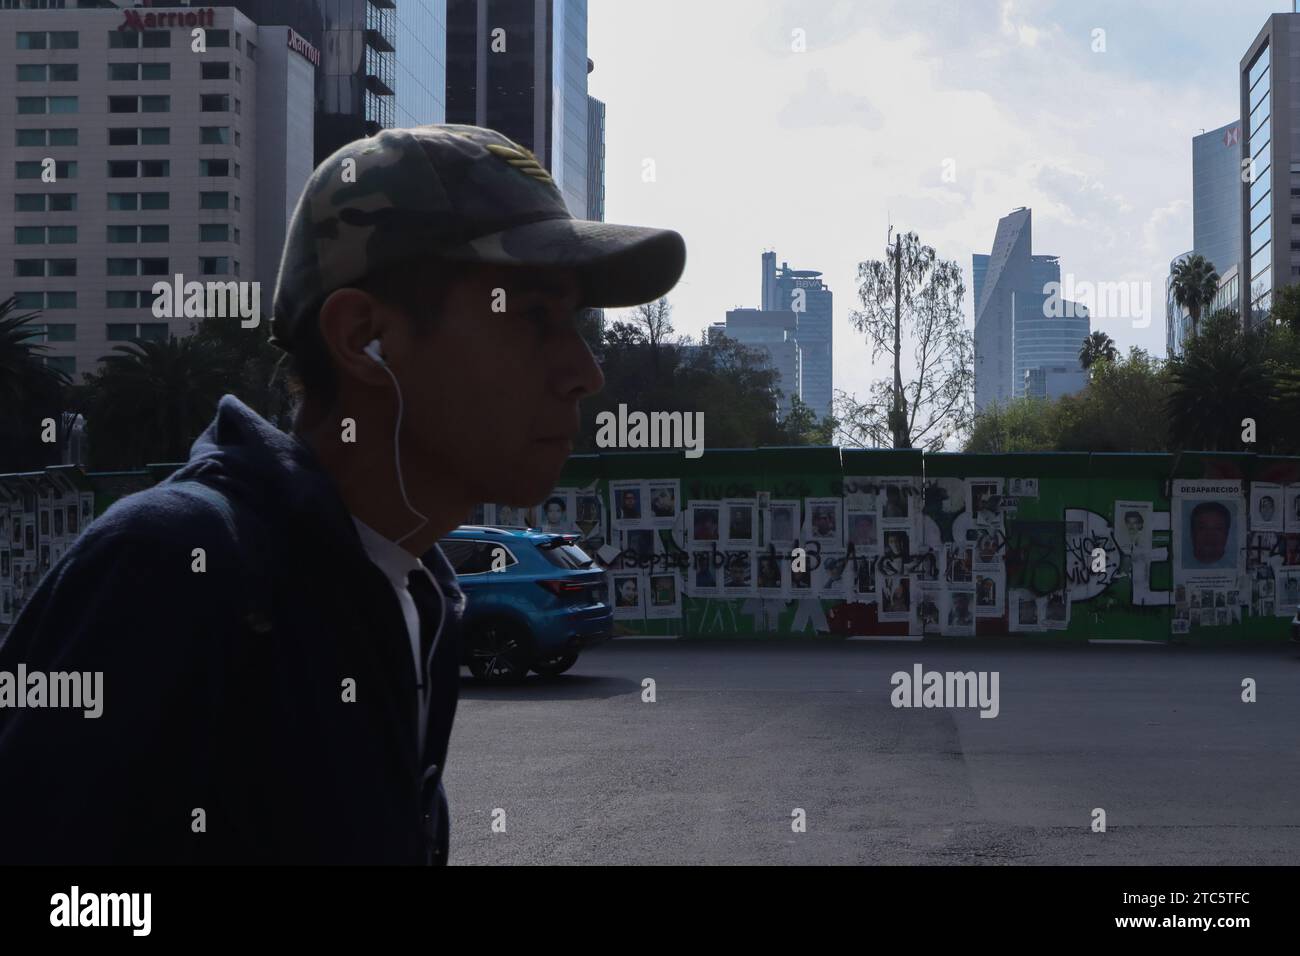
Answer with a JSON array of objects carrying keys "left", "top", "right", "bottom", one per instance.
[
  {"left": 974, "top": 570, "right": 1004, "bottom": 618},
  {"left": 687, "top": 500, "right": 723, "bottom": 548},
  {"left": 915, "top": 586, "right": 942, "bottom": 635},
  {"left": 967, "top": 478, "right": 1004, "bottom": 528},
  {"left": 1286, "top": 485, "right": 1300, "bottom": 532},
  {"left": 1043, "top": 589, "right": 1070, "bottom": 629},
  {"left": 609, "top": 570, "right": 645, "bottom": 620},
  {"left": 1172, "top": 479, "right": 1244, "bottom": 590},
  {"left": 803, "top": 497, "right": 843, "bottom": 548},
  {"left": 574, "top": 487, "right": 605, "bottom": 548},
  {"left": 620, "top": 528, "right": 661, "bottom": 569},
  {"left": 755, "top": 551, "right": 786, "bottom": 597},
  {"left": 1009, "top": 589, "right": 1044, "bottom": 632},
  {"left": 845, "top": 509, "right": 882, "bottom": 554},
  {"left": 941, "top": 588, "right": 976, "bottom": 636},
  {"left": 946, "top": 542, "right": 974, "bottom": 585},
  {"left": 647, "top": 480, "right": 680, "bottom": 530},
  {"left": 851, "top": 552, "right": 877, "bottom": 601},
  {"left": 876, "top": 477, "right": 918, "bottom": 528},
  {"left": 609, "top": 480, "right": 647, "bottom": 531},
  {"left": 881, "top": 527, "right": 911, "bottom": 564},
  {"left": 789, "top": 553, "right": 813, "bottom": 596},
  {"left": 721, "top": 550, "right": 757, "bottom": 598},
  {"left": 1277, "top": 568, "right": 1300, "bottom": 614},
  {"left": 645, "top": 571, "right": 682, "bottom": 619},
  {"left": 688, "top": 547, "right": 721, "bottom": 596},
  {"left": 1008, "top": 478, "right": 1039, "bottom": 498},
  {"left": 841, "top": 475, "right": 879, "bottom": 510},
  {"left": 762, "top": 499, "right": 800, "bottom": 549},
  {"left": 878, "top": 574, "right": 913, "bottom": 622},
  {"left": 491, "top": 503, "right": 535, "bottom": 529},
  {"left": 814, "top": 551, "right": 849, "bottom": 599},
  {"left": 971, "top": 527, "right": 1002, "bottom": 571},
  {"left": 722, "top": 498, "right": 758, "bottom": 548},
  {"left": 1114, "top": 501, "right": 1153, "bottom": 557},
  {"left": 1251, "top": 482, "right": 1284, "bottom": 532},
  {"left": 538, "top": 489, "right": 577, "bottom": 533}
]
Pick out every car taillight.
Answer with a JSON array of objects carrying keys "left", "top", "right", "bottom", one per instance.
[{"left": 538, "top": 579, "right": 588, "bottom": 598}]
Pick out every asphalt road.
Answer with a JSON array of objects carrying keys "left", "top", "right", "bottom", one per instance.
[{"left": 443, "top": 639, "right": 1300, "bottom": 865}]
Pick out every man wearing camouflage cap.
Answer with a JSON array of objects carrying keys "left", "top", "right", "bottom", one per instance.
[{"left": 0, "top": 125, "right": 685, "bottom": 864}]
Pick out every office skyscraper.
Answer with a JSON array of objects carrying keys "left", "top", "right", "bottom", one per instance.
[
  {"left": 212, "top": 1, "right": 447, "bottom": 163},
  {"left": 720, "top": 309, "right": 801, "bottom": 418},
  {"left": 973, "top": 208, "right": 1089, "bottom": 411},
  {"left": 761, "top": 251, "right": 833, "bottom": 416},
  {"left": 445, "top": 0, "right": 588, "bottom": 217}
]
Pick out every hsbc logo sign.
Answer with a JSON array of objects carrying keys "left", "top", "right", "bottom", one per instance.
[{"left": 119, "top": 8, "right": 215, "bottom": 31}]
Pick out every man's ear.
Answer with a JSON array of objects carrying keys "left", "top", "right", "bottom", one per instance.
[{"left": 319, "top": 288, "right": 392, "bottom": 386}]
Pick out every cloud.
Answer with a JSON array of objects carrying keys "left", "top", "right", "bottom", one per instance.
[{"left": 776, "top": 68, "right": 884, "bottom": 130}]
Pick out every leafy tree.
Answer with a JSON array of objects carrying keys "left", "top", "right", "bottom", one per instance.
[
  {"left": 1166, "top": 309, "right": 1275, "bottom": 452},
  {"left": 779, "top": 394, "right": 839, "bottom": 446},
  {"left": 82, "top": 336, "right": 233, "bottom": 470},
  {"left": 189, "top": 315, "right": 292, "bottom": 429},
  {"left": 1267, "top": 283, "right": 1300, "bottom": 334},
  {"left": 0, "top": 296, "right": 72, "bottom": 471},
  {"left": 1057, "top": 347, "right": 1171, "bottom": 451},
  {"left": 1078, "top": 330, "right": 1118, "bottom": 370},
  {"left": 963, "top": 398, "right": 1061, "bottom": 453},
  {"left": 841, "top": 230, "right": 973, "bottom": 451},
  {"left": 1170, "top": 253, "right": 1219, "bottom": 341}
]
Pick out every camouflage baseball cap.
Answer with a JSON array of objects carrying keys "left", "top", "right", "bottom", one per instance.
[{"left": 269, "top": 124, "right": 687, "bottom": 351}]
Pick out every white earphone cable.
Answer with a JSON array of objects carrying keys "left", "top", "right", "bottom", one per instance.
[{"left": 375, "top": 360, "right": 429, "bottom": 545}]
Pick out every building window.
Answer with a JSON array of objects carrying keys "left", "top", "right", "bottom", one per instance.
[
  {"left": 140, "top": 95, "right": 169, "bottom": 113},
  {"left": 14, "top": 258, "right": 75, "bottom": 279},
  {"left": 234, "top": 32, "right": 242, "bottom": 51},
  {"left": 15, "top": 194, "right": 45, "bottom": 211},
  {"left": 50, "top": 192, "right": 75, "bottom": 210},
  {"left": 141, "top": 192, "right": 168, "bottom": 210},
  {"left": 43, "top": 356, "right": 75, "bottom": 376},
  {"left": 45, "top": 292, "right": 75, "bottom": 309},
  {"left": 18, "top": 31, "right": 77, "bottom": 50},
  {"left": 107, "top": 225, "right": 137, "bottom": 243},
  {"left": 201, "top": 61, "right": 230, "bottom": 80},
  {"left": 199, "top": 223, "right": 229, "bottom": 242},
  {"left": 14, "top": 259, "right": 44, "bottom": 277},
  {"left": 109, "top": 96, "right": 138, "bottom": 113},
  {"left": 246, "top": 41, "right": 256, "bottom": 61},
  {"left": 200, "top": 126, "right": 230, "bottom": 145},
  {"left": 18, "top": 193, "right": 77, "bottom": 212},
  {"left": 139, "top": 159, "right": 169, "bottom": 177},
  {"left": 17, "top": 128, "right": 80, "bottom": 148},
  {"left": 140, "top": 225, "right": 167, "bottom": 243},
  {"left": 141, "top": 63, "right": 170, "bottom": 81},
  {"left": 13, "top": 292, "right": 43, "bottom": 309},
  {"left": 18, "top": 64, "right": 76, "bottom": 82},
  {"left": 235, "top": 66, "right": 241, "bottom": 83},
  {"left": 44, "top": 323, "right": 75, "bottom": 341},
  {"left": 106, "top": 291, "right": 141, "bottom": 308},
  {"left": 140, "top": 258, "right": 168, "bottom": 276},
  {"left": 208, "top": 29, "right": 230, "bottom": 48},
  {"left": 49, "top": 31, "right": 77, "bottom": 49},
  {"left": 17, "top": 32, "right": 48, "bottom": 50},
  {"left": 107, "top": 323, "right": 167, "bottom": 343},
  {"left": 141, "top": 127, "right": 169, "bottom": 145},
  {"left": 108, "top": 63, "right": 138, "bottom": 81},
  {"left": 47, "top": 258, "right": 75, "bottom": 277},
  {"left": 47, "top": 226, "right": 76, "bottom": 243},
  {"left": 199, "top": 191, "right": 229, "bottom": 210},
  {"left": 142, "top": 30, "right": 170, "bottom": 49},
  {"left": 199, "top": 159, "right": 230, "bottom": 177},
  {"left": 200, "top": 257, "right": 229, "bottom": 276},
  {"left": 200, "top": 93, "right": 230, "bottom": 112}
]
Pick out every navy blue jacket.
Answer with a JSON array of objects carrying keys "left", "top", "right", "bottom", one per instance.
[{"left": 0, "top": 395, "right": 464, "bottom": 864}]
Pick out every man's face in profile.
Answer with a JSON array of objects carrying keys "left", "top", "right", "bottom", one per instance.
[
  {"left": 388, "top": 264, "right": 603, "bottom": 509},
  {"left": 1191, "top": 508, "right": 1229, "bottom": 564}
]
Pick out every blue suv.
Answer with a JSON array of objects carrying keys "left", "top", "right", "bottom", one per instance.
[{"left": 430, "top": 526, "right": 612, "bottom": 682}]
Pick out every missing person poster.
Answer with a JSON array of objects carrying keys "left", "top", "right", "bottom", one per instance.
[
  {"left": 1251, "top": 482, "right": 1284, "bottom": 532},
  {"left": 763, "top": 499, "right": 800, "bottom": 549},
  {"left": 539, "top": 489, "right": 577, "bottom": 532},
  {"left": 1283, "top": 485, "right": 1300, "bottom": 533},
  {"left": 610, "top": 570, "right": 646, "bottom": 619},
  {"left": 722, "top": 498, "right": 758, "bottom": 548},
  {"left": 646, "top": 571, "right": 682, "bottom": 619},
  {"left": 647, "top": 480, "right": 680, "bottom": 530},
  {"left": 1114, "top": 501, "right": 1153, "bottom": 557},
  {"left": 609, "top": 480, "right": 647, "bottom": 531},
  {"left": 941, "top": 587, "right": 976, "bottom": 636},
  {"left": 804, "top": 497, "right": 843, "bottom": 548},
  {"left": 1172, "top": 479, "right": 1244, "bottom": 591},
  {"left": 687, "top": 500, "right": 722, "bottom": 548}
]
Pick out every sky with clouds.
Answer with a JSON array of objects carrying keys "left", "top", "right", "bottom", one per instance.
[{"left": 588, "top": 0, "right": 1285, "bottom": 409}]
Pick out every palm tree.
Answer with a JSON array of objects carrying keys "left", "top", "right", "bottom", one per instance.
[
  {"left": 1078, "top": 331, "right": 1119, "bottom": 370},
  {"left": 82, "top": 336, "right": 234, "bottom": 470},
  {"left": 1165, "top": 324, "right": 1273, "bottom": 451},
  {"left": 0, "top": 296, "right": 71, "bottom": 469},
  {"left": 1170, "top": 254, "right": 1219, "bottom": 341}
]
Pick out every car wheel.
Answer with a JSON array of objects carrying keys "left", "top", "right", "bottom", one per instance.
[
  {"left": 466, "top": 619, "right": 531, "bottom": 683},
  {"left": 531, "top": 652, "right": 579, "bottom": 677}
]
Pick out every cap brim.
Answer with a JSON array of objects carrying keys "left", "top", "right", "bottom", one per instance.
[{"left": 436, "top": 217, "right": 686, "bottom": 309}]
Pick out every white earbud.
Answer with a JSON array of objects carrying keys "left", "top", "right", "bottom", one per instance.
[
  {"left": 364, "top": 338, "right": 385, "bottom": 365},
  {"left": 363, "top": 335, "right": 427, "bottom": 545}
]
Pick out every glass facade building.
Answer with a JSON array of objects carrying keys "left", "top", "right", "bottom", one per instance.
[
  {"left": 973, "top": 208, "right": 1089, "bottom": 411},
  {"left": 1244, "top": 38, "right": 1271, "bottom": 320},
  {"left": 761, "top": 251, "right": 834, "bottom": 417},
  {"left": 215, "top": 0, "right": 446, "bottom": 162},
  {"left": 445, "top": 0, "right": 588, "bottom": 216}
]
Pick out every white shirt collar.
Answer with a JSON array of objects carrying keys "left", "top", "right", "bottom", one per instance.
[{"left": 351, "top": 516, "right": 432, "bottom": 590}]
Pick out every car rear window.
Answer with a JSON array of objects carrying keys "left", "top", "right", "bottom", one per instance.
[
  {"left": 439, "top": 539, "right": 516, "bottom": 574},
  {"left": 538, "top": 542, "right": 594, "bottom": 569}
]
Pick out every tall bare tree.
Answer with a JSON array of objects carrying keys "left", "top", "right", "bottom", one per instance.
[
  {"left": 838, "top": 230, "right": 973, "bottom": 451},
  {"left": 629, "top": 296, "right": 674, "bottom": 373}
]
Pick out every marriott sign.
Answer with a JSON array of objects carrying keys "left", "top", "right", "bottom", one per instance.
[{"left": 118, "top": 7, "right": 216, "bottom": 31}]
